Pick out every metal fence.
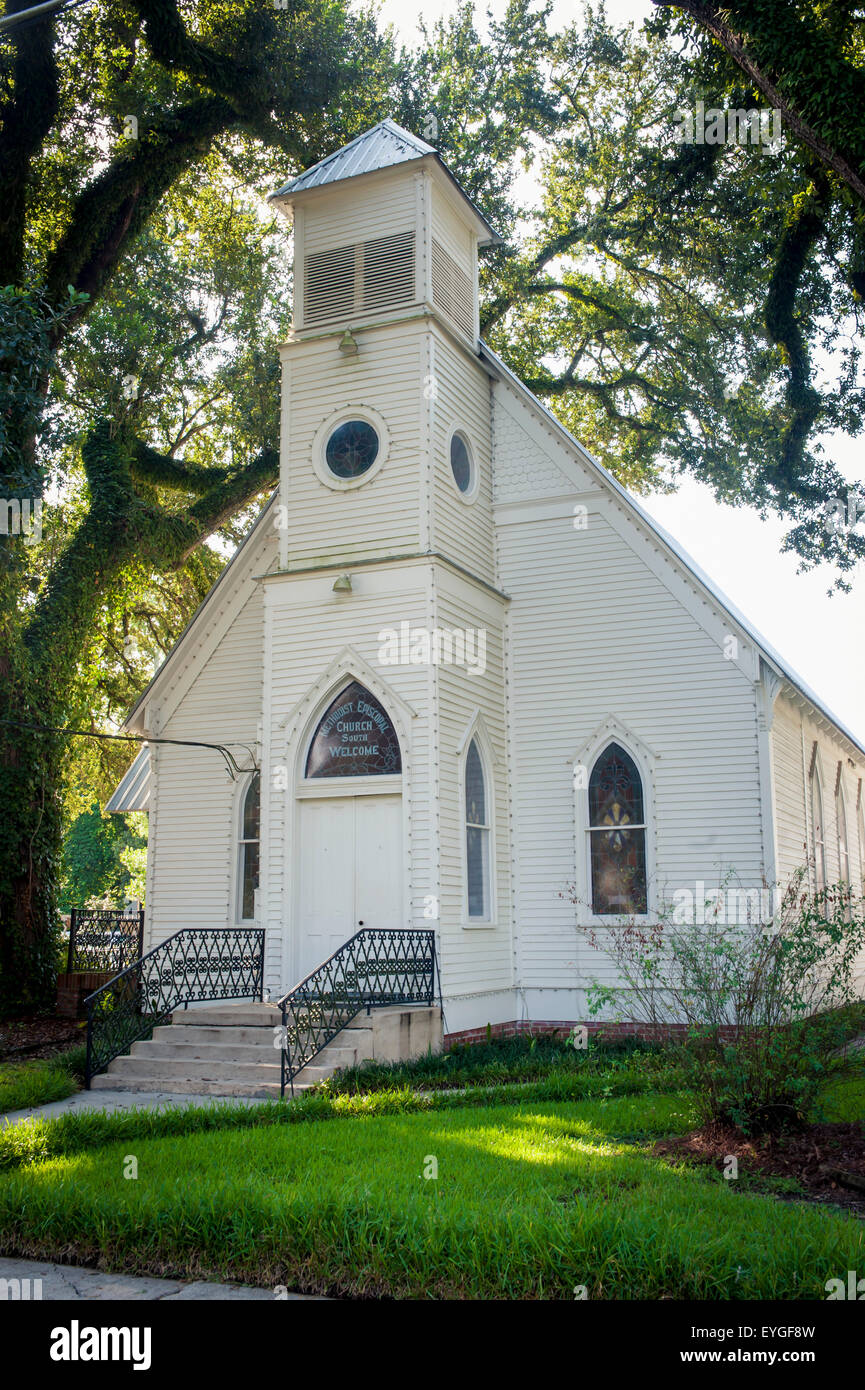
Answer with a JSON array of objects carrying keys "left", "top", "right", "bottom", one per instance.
[
  {"left": 66, "top": 907, "right": 145, "bottom": 975},
  {"left": 84, "top": 925, "right": 265, "bottom": 1085}
]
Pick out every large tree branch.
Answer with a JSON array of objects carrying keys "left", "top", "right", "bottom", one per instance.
[
  {"left": 0, "top": 0, "right": 59, "bottom": 282},
  {"left": 25, "top": 424, "right": 279, "bottom": 670},
  {"left": 131, "top": 440, "right": 231, "bottom": 493},
  {"left": 653, "top": 2, "right": 865, "bottom": 206},
  {"left": 763, "top": 185, "right": 828, "bottom": 493},
  {"left": 42, "top": 95, "right": 234, "bottom": 317}
]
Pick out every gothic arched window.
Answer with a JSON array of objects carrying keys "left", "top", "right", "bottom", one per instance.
[
  {"left": 810, "top": 755, "right": 825, "bottom": 891},
  {"left": 465, "top": 739, "right": 491, "bottom": 919},
  {"left": 305, "top": 681, "right": 401, "bottom": 778},
  {"left": 238, "top": 772, "right": 260, "bottom": 921},
  {"left": 837, "top": 783, "right": 850, "bottom": 885},
  {"left": 588, "top": 743, "right": 647, "bottom": 915}
]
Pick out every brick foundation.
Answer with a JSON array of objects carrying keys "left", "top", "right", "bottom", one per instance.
[{"left": 55, "top": 971, "right": 113, "bottom": 1019}]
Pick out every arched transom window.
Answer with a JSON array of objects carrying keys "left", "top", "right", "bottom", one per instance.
[
  {"left": 465, "top": 739, "right": 491, "bottom": 920},
  {"left": 588, "top": 743, "right": 647, "bottom": 915},
  {"left": 305, "top": 681, "right": 401, "bottom": 778},
  {"left": 238, "top": 772, "right": 260, "bottom": 922}
]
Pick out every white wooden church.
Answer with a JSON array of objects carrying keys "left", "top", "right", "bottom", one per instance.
[{"left": 109, "top": 119, "right": 865, "bottom": 1046}]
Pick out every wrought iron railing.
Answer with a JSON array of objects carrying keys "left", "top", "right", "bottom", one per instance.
[
  {"left": 84, "top": 926, "right": 265, "bottom": 1087},
  {"left": 67, "top": 907, "right": 145, "bottom": 975},
  {"left": 277, "top": 927, "right": 438, "bottom": 1098}
]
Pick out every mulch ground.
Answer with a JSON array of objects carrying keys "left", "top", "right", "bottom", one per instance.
[
  {"left": 0, "top": 1016, "right": 85, "bottom": 1061},
  {"left": 654, "top": 1121, "right": 865, "bottom": 1214}
]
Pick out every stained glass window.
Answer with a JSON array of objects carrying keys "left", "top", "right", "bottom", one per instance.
[
  {"left": 450, "top": 432, "right": 473, "bottom": 494},
  {"left": 588, "top": 743, "right": 647, "bottom": 915},
  {"left": 325, "top": 420, "right": 379, "bottom": 479},
  {"left": 466, "top": 739, "right": 491, "bottom": 918},
  {"left": 238, "top": 772, "right": 260, "bottom": 921},
  {"left": 305, "top": 681, "right": 401, "bottom": 778}
]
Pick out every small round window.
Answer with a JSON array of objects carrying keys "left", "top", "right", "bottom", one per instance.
[
  {"left": 450, "top": 432, "right": 474, "bottom": 495},
  {"left": 326, "top": 419, "right": 379, "bottom": 480}
]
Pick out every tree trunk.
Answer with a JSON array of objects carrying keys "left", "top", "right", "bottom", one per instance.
[{"left": 0, "top": 699, "right": 66, "bottom": 1019}]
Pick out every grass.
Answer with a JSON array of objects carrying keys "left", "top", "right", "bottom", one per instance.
[
  {"left": 316, "top": 1032, "right": 679, "bottom": 1094},
  {"left": 0, "top": 1088, "right": 860, "bottom": 1299},
  {"left": 0, "top": 1046, "right": 85, "bottom": 1114},
  {"left": 0, "top": 1061, "right": 676, "bottom": 1172}
]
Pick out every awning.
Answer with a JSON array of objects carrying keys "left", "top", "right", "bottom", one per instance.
[{"left": 105, "top": 746, "right": 151, "bottom": 813}]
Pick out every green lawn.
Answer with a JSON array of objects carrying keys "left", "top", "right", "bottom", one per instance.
[
  {"left": 0, "top": 1052, "right": 83, "bottom": 1114},
  {"left": 315, "top": 1033, "right": 677, "bottom": 1093},
  {"left": 0, "top": 1088, "right": 861, "bottom": 1299}
]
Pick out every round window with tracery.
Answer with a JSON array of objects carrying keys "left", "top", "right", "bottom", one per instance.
[{"left": 325, "top": 419, "right": 379, "bottom": 479}]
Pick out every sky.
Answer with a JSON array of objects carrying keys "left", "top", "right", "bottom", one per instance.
[{"left": 372, "top": 0, "right": 865, "bottom": 742}]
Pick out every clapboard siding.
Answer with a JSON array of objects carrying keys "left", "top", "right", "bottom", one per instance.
[
  {"left": 146, "top": 568, "right": 269, "bottom": 952},
  {"left": 433, "top": 568, "right": 511, "bottom": 997},
  {"left": 280, "top": 321, "right": 424, "bottom": 567},
  {"left": 430, "top": 327, "right": 495, "bottom": 584},
  {"left": 495, "top": 417, "right": 765, "bottom": 1000},
  {"left": 430, "top": 182, "right": 474, "bottom": 273},
  {"left": 771, "top": 690, "right": 865, "bottom": 890},
  {"left": 300, "top": 170, "right": 417, "bottom": 257}
]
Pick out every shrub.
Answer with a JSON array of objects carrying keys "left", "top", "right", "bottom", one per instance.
[{"left": 573, "top": 872, "right": 865, "bottom": 1133}]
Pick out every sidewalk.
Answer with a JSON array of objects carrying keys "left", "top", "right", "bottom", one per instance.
[
  {"left": 1, "top": 1088, "right": 270, "bottom": 1128},
  {"left": 0, "top": 1255, "right": 321, "bottom": 1300}
]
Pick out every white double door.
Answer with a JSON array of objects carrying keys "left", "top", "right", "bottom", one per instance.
[{"left": 296, "top": 793, "right": 403, "bottom": 981}]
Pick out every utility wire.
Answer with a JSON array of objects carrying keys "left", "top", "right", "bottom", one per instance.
[
  {"left": 1, "top": 0, "right": 93, "bottom": 34},
  {"left": 0, "top": 717, "right": 258, "bottom": 780}
]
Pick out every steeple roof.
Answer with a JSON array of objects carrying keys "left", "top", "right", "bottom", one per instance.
[
  {"left": 271, "top": 119, "right": 435, "bottom": 197},
  {"left": 270, "top": 118, "right": 502, "bottom": 246}
]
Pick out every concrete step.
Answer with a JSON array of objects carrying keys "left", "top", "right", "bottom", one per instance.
[
  {"left": 151, "top": 1024, "right": 281, "bottom": 1045},
  {"left": 90, "top": 1003, "right": 442, "bottom": 1099},
  {"left": 132, "top": 1039, "right": 360, "bottom": 1068},
  {"left": 131, "top": 1040, "right": 279, "bottom": 1062},
  {"left": 168, "top": 1004, "right": 282, "bottom": 1027},
  {"left": 89, "top": 1073, "right": 301, "bottom": 1099},
  {"left": 106, "top": 1056, "right": 282, "bottom": 1082}
]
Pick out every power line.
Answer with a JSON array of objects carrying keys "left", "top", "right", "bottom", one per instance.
[
  {"left": 0, "top": 0, "right": 92, "bottom": 34},
  {"left": 0, "top": 717, "right": 258, "bottom": 780}
]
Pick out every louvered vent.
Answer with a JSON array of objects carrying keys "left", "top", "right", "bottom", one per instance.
[
  {"left": 304, "top": 231, "right": 415, "bottom": 325},
  {"left": 431, "top": 239, "right": 474, "bottom": 339},
  {"left": 362, "top": 231, "right": 414, "bottom": 310},
  {"left": 304, "top": 243, "right": 356, "bottom": 324}
]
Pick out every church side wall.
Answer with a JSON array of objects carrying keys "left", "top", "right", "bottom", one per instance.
[
  {"left": 145, "top": 577, "right": 267, "bottom": 954},
  {"left": 493, "top": 382, "right": 768, "bottom": 1024}
]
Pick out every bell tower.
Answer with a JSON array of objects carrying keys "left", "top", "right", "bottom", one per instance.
[
  {"left": 268, "top": 119, "right": 502, "bottom": 577},
  {"left": 262, "top": 122, "right": 511, "bottom": 1001},
  {"left": 270, "top": 118, "right": 499, "bottom": 353}
]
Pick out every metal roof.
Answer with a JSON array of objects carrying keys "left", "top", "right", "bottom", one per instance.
[
  {"left": 480, "top": 341, "right": 865, "bottom": 760},
  {"left": 269, "top": 118, "right": 503, "bottom": 247},
  {"left": 271, "top": 119, "right": 435, "bottom": 197},
  {"left": 105, "top": 746, "right": 151, "bottom": 813}
]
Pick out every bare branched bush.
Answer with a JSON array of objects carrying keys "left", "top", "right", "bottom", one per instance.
[{"left": 566, "top": 871, "right": 865, "bottom": 1133}]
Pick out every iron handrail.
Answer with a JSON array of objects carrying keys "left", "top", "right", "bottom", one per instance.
[
  {"left": 84, "top": 925, "right": 265, "bottom": 1086},
  {"left": 277, "top": 927, "right": 438, "bottom": 1098},
  {"left": 67, "top": 907, "right": 144, "bottom": 975}
]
